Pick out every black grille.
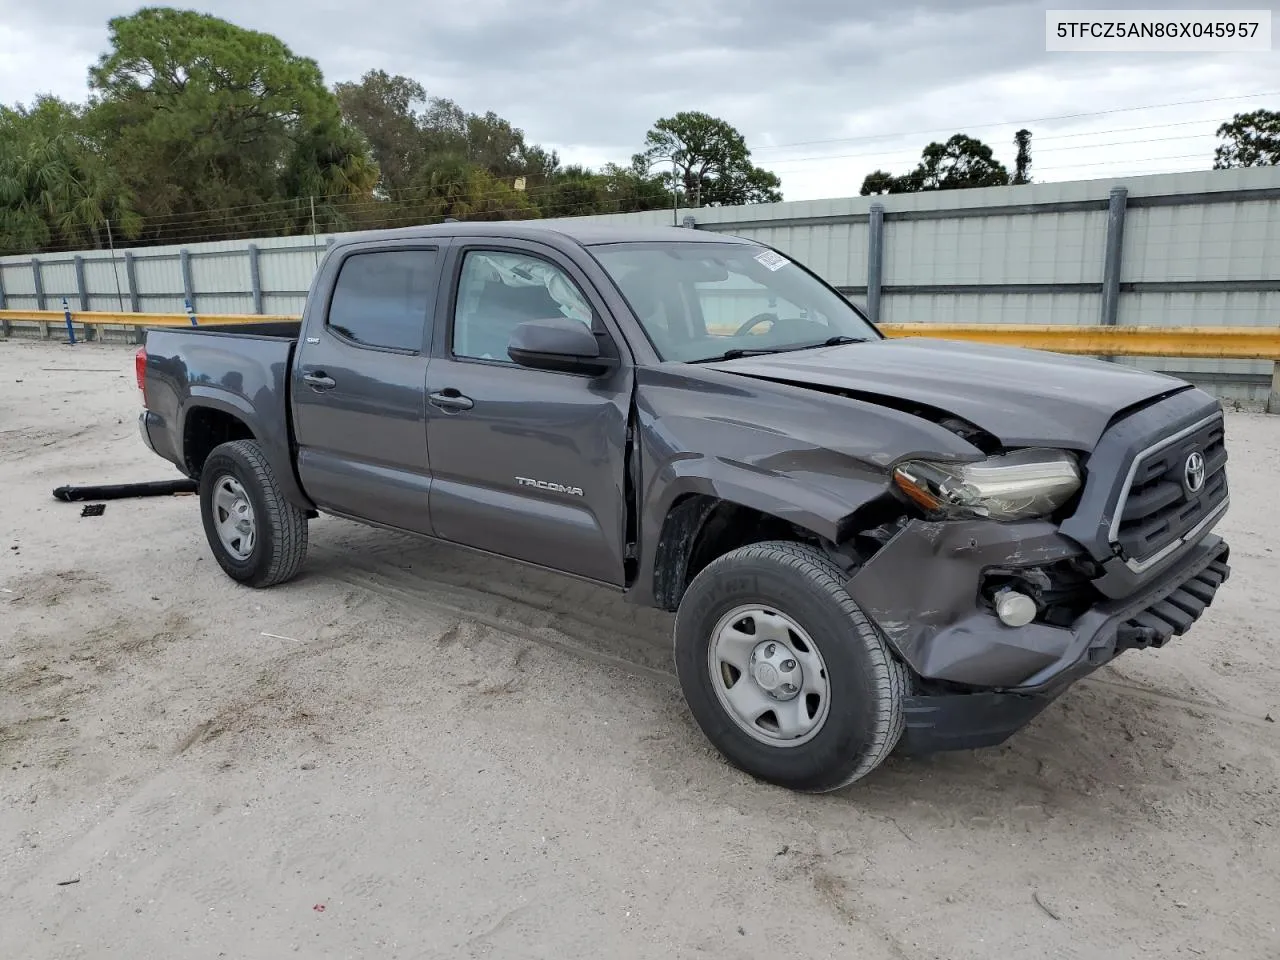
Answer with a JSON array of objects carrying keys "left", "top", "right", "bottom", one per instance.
[
  {"left": 1114, "top": 416, "right": 1227, "bottom": 561},
  {"left": 1115, "top": 549, "right": 1230, "bottom": 651}
]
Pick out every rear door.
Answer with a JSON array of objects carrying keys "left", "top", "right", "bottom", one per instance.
[
  {"left": 423, "top": 238, "right": 635, "bottom": 585},
  {"left": 291, "top": 240, "right": 446, "bottom": 535}
]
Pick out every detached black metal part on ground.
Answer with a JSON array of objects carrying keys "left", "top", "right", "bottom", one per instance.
[{"left": 52, "top": 479, "right": 198, "bottom": 502}]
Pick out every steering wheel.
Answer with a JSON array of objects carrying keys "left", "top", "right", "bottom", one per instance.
[{"left": 733, "top": 312, "right": 778, "bottom": 337}]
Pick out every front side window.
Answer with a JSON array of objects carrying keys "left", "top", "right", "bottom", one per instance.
[
  {"left": 590, "top": 241, "right": 878, "bottom": 363},
  {"left": 326, "top": 249, "right": 437, "bottom": 352},
  {"left": 452, "top": 250, "right": 592, "bottom": 363}
]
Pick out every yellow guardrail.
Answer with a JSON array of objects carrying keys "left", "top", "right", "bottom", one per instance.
[
  {"left": 877, "top": 323, "right": 1280, "bottom": 362},
  {"left": 2, "top": 309, "right": 1279, "bottom": 361},
  {"left": 0, "top": 309, "right": 298, "bottom": 328}
]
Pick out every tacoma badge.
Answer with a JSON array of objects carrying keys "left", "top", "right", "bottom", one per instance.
[{"left": 516, "top": 476, "right": 585, "bottom": 497}]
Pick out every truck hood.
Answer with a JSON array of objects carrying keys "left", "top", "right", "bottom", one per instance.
[{"left": 704, "top": 337, "right": 1189, "bottom": 450}]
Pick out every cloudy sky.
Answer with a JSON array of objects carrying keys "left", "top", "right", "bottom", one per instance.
[{"left": 0, "top": 0, "right": 1277, "bottom": 201}]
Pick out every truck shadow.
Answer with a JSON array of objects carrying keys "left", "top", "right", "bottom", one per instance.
[{"left": 303, "top": 520, "right": 1236, "bottom": 823}]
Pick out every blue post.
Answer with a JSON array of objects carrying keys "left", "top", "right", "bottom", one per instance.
[
  {"left": 62, "top": 297, "right": 76, "bottom": 345},
  {"left": 185, "top": 298, "right": 199, "bottom": 326}
]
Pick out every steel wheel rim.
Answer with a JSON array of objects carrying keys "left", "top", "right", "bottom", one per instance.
[
  {"left": 707, "top": 603, "right": 831, "bottom": 747},
  {"left": 212, "top": 475, "right": 256, "bottom": 561}
]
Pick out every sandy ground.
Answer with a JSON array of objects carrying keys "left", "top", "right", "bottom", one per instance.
[{"left": 1, "top": 338, "right": 1278, "bottom": 960}]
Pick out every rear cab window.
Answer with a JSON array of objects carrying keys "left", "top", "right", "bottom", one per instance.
[{"left": 326, "top": 249, "right": 439, "bottom": 352}]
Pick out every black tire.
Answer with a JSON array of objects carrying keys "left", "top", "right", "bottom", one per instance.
[
  {"left": 199, "top": 439, "right": 309, "bottom": 588},
  {"left": 674, "top": 540, "right": 907, "bottom": 793}
]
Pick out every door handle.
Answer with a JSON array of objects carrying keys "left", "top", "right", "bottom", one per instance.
[
  {"left": 429, "top": 389, "right": 474, "bottom": 412},
  {"left": 303, "top": 372, "right": 336, "bottom": 390}
]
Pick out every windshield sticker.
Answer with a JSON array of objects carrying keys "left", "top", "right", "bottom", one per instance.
[{"left": 754, "top": 249, "right": 789, "bottom": 272}]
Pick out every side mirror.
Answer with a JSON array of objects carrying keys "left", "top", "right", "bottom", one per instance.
[{"left": 507, "top": 317, "right": 618, "bottom": 376}]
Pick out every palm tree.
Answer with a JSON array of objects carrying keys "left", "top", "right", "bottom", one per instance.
[{"left": 0, "top": 97, "right": 140, "bottom": 254}]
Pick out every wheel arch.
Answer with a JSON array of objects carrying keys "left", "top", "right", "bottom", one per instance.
[
  {"left": 182, "top": 401, "right": 257, "bottom": 477},
  {"left": 641, "top": 456, "right": 914, "bottom": 611},
  {"left": 179, "top": 393, "right": 313, "bottom": 512}
]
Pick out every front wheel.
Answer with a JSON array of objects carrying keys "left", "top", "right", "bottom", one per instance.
[
  {"left": 674, "top": 540, "right": 907, "bottom": 792},
  {"left": 199, "top": 439, "right": 309, "bottom": 588}
]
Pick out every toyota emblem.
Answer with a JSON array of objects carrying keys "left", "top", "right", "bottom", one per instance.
[{"left": 1183, "top": 450, "right": 1206, "bottom": 494}]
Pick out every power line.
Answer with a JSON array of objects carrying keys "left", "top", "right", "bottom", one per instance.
[
  {"left": 765, "top": 131, "right": 1219, "bottom": 167},
  {"left": 7, "top": 93, "right": 1268, "bottom": 256},
  {"left": 36, "top": 142, "right": 1223, "bottom": 252},
  {"left": 19, "top": 187, "right": 677, "bottom": 254},
  {"left": 751, "top": 89, "right": 1279, "bottom": 153},
  {"left": 36, "top": 121, "right": 1237, "bottom": 240}
]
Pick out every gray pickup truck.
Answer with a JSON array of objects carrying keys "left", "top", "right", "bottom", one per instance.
[{"left": 137, "top": 221, "right": 1231, "bottom": 792}]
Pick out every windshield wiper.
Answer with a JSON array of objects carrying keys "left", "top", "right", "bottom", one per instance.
[
  {"left": 817, "top": 335, "right": 867, "bottom": 347},
  {"left": 690, "top": 335, "right": 872, "bottom": 364},
  {"left": 689, "top": 347, "right": 786, "bottom": 363}
]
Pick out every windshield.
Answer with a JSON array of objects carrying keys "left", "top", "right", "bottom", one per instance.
[{"left": 589, "top": 241, "right": 879, "bottom": 363}]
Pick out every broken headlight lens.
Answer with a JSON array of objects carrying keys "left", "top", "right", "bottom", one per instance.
[{"left": 892, "top": 448, "right": 1081, "bottom": 521}]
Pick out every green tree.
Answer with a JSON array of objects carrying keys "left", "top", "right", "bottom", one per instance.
[
  {"left": 416, "top": 97, "right": 550, "bottom": 181},
  {"left": 1012, "top": 129, "right": 1032, "bottom": 185},
  {"left": 281, "top": 117, "right": 380, "bottom": 232},
  {"left": 636, "top": 111, "right": 782, "bottom": 207},
  {"left": 860, "top": 133, "right": 1010, "bottom": 195},
  {"left": 1213, "top": 109, "right": 1280, "bottom": 168},
  {"left": 599, "top": 163, "right": 675, "bottom": 214},
  {"left": 335, "top": 70, "right": 428, "bottom": 194},
  {"left": 858, "top": 169, "right": 900, "bottom": 196},
  {"left": 0, "top": 96, "right": 140, "bottom": 254},
  {"left": 536, "top": 165, "right": 604, "bottom": 218},
  {"left": 88, "top": 6, "right": 376, "bottom": 243}
]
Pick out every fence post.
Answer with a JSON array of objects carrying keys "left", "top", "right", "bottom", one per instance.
[
  {"left": 31, "top": 257, "right": 49, "bottom": 337},
  {"left": 1268, "top": 364, "right": 1280, "bottom": 415},
  {"left": 247, "top": 244, "right": 263, "bottom": 314},
  {"left": 1100, "top": 186, "right": 1128, "bottom": 328},
  {"left": 73, "top": 255, "right": 93, "bottom": 341},
  {"left": 32, "top": 256, "right": 46, "bottom": 310},
  {"left": 73, "top": 255, "right": 88, "bottom": 310},
  {"left": 180, "top": 248, "right": 195, "bottom": 313},
  {"left": 0, "top": 266, "right": 8, "bottom": 339},
  {"left": 124, "top": 251, "right": 141, "bottom": 312},
  {"left": 866, "top": 202, "right": 885, "bottom": 324}
]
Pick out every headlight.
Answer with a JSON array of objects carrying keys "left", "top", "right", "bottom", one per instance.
[{"left": 892, "top": 448, "right": 1081, "bottom": 521}]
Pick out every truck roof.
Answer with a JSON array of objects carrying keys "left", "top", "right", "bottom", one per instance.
[{"left": 327, "top": 220, "right": 755, "bottom": 250}]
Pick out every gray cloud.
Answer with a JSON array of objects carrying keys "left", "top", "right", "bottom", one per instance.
[{"left": 2, "top": 0, "right": 1277, "bottom": 199}]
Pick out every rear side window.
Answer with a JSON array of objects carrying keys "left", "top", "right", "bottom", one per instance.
[{"left": 326, "top": 249, "right": 437, "bottom": 351}]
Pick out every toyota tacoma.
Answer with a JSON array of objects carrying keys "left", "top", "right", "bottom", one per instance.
[{"left": 136, "top": 221, "right": 1231, "bottom": 792}]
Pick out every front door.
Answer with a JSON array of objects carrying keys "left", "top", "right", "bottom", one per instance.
[
  {"left": 424, "top": 240, "right": 633, "bottom": 585},
  {"left": 291, "top": 242, "right": 444, "bottom": 535}
]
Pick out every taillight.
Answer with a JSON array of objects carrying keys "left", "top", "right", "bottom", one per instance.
[{"left": 135, "top": 347, "right": 147, "bottom": 406}]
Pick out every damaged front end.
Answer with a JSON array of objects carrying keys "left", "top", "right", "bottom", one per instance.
[
  {"left": 839, "top": 390, "right": 1232, "bottom": 756},
  {"left": 846, "top": 517, "right": 1229, "bottom": 755}
]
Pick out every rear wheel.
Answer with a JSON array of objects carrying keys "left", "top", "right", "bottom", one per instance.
[
  {"left": 674, "top": 540, "right": 907, "bottom": 792},
  {"left": 199, "top": 439, "right": 308, "bottom": 587}
]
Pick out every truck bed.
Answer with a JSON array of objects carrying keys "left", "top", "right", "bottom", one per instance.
[{"left": 139, "top": 323, "right": 304, "bottom": 505}]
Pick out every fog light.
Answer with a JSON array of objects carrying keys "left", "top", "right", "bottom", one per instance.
[{"left": 994, "top": 588, "right": 1038, "bottom": 627}]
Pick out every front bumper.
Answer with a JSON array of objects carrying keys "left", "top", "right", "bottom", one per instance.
[{"left": 846, "top": 518, "right": 1230, "bottom": 754}]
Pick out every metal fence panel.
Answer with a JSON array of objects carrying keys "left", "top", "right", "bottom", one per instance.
[
  {"left": 4, "top": 166, "right": 1280, "bottom": 401},
  {"left": 881, "top": 291, "right": 1102, "bottom": 327}
]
